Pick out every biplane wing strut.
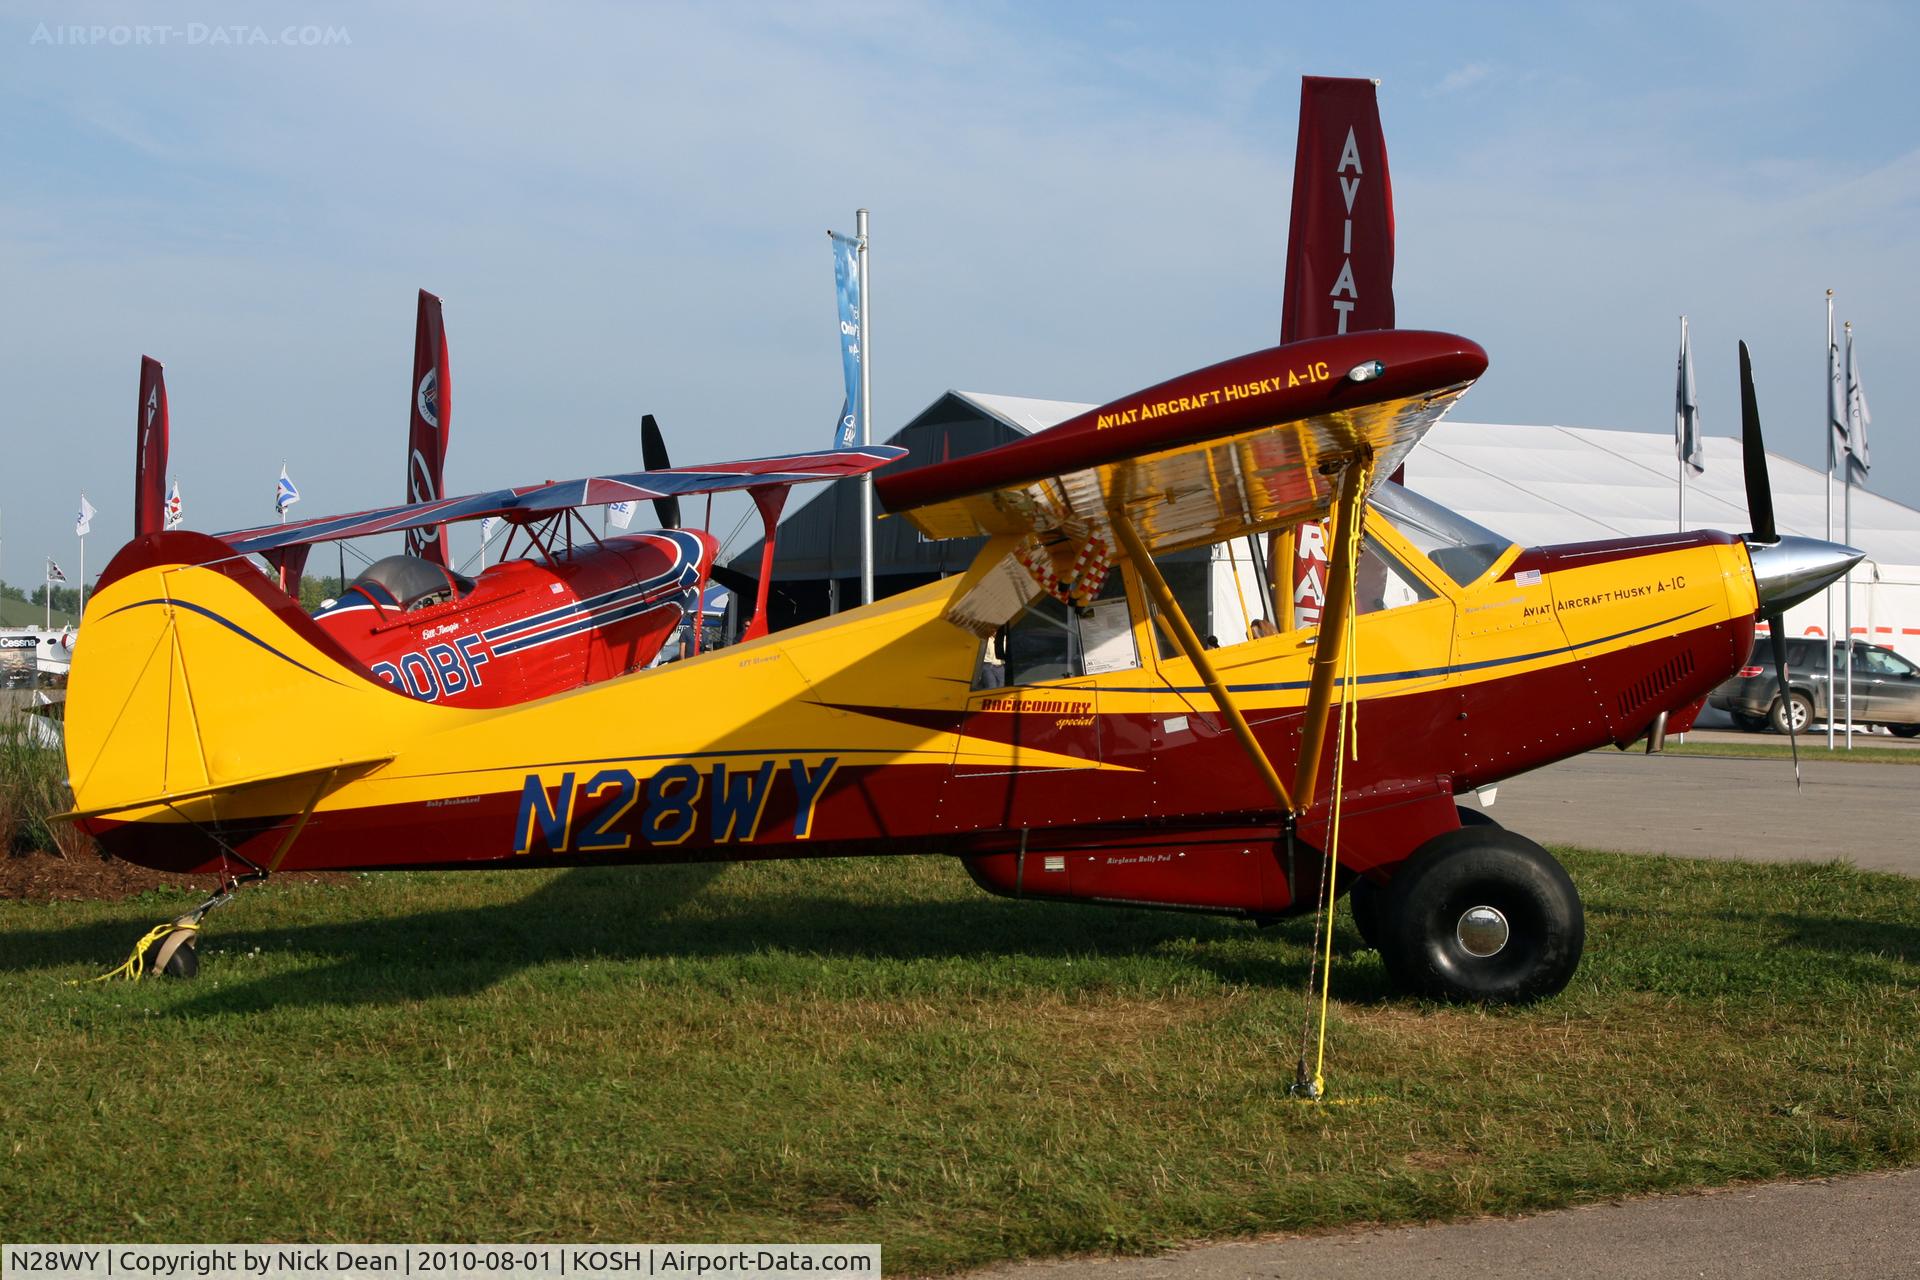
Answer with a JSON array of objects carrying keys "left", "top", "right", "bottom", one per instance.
[
  {"left": 1112, "top": 450, "right": 1370, "bottom": 821},
  {"left": 1111, "top": 510, "right": 1295, "bottom": 813}
]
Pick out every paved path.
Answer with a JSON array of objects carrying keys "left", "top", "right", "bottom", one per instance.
[
  {"left": 965, "top": 1169, "right": 1920, "bottom": 1279},
  {"left": 1484, "top": 749, "right": 1920, "bottom": 876}
]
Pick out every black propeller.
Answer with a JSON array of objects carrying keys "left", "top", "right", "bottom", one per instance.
[
  {"left": 641, "top": 413, "right": 681, "bottom": 530},
  {"left": 1738, "top": 341, "right": 1800, "bottom": 786}
]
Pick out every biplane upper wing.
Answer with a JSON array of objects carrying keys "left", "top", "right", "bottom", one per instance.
[
  {"left": 220, "top": 445, "right": 906, "bottom": 556},
  {"left": 878, "top": 330, "right": 1485, "bottom": 552},
  {"left": 874, "top": 330, "right": 1486, "bottom": 634}
]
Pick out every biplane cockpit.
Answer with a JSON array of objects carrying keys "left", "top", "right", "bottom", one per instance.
[{"left": 325, "top": 554, "right": 477, "bottom": 616}]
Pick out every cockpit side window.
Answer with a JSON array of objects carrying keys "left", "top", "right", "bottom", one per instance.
[
  {"left": 1369, "top": 482, "right": 1513, "bottom": 586},
  {"left": 973, "top": 571, "right": 1138, "bottom": 690}
]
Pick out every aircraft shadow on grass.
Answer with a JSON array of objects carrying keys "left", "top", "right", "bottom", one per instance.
[{"left": 4, "top": 863, "right": 1397, "bottom": 1014}]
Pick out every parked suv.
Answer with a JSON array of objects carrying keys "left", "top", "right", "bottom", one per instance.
[{"left": 1709, "top": 637, "right": 1920, "bottom": 736}]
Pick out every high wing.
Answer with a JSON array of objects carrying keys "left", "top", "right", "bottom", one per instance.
[
  {"left": 874, "top": 330, "right": 1486, "bottom": 634},
  {"left": 221, "top": 446, "right": 905, "bottom": 556}
]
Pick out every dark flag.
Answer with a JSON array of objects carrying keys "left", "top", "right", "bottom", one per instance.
[
  {"left": 406, "top": 289, "right": 453, "bottom": 566},
  {"left": 134, "top": 356, "right": 169, "bottom": 536}
]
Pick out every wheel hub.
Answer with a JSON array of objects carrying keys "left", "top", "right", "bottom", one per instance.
[{"left": 1456, "top": 905, "right": 1510, "bottom": 957}]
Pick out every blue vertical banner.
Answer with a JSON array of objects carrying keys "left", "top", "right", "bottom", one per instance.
[{"left": 830, "top": 230, "right": 863, "bottom": 448}]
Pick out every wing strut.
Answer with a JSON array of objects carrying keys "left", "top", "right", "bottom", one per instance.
[
  {"left": 1109, "top": 511, "right": 1294, "bottom": 815},
  {"left": 1292, "top": 454, "right": 1372, "bottom": 810},
  {"left": 742, "top": 484, "right": 792, "bottom": 642}
]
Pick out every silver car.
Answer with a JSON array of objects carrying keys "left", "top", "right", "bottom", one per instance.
[{"left": 1708, "top": 638, "right": 1920, "bottom": 737}]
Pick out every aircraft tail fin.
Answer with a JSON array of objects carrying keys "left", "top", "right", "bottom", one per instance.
[{"left": 65, "top": 532, "right": 437, "bottom": 822}]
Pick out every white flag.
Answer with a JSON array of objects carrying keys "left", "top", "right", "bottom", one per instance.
[
  {"left": 75, "top": 493, "right": 96, "bottom": 538},
  {"left": 479, "top": 515, "right": 500, "bottom": 544},
  {"left": 46, "top": 558, "right": 66, "bottom": 584},
  {"left": 1674, "top": 316, "right": 1703, "bottom": 475},
  {"left": 606, "top": 500, "right": 636, "bottom": 531},
  {"left": 1843, "top": 327, "right": 1871, "bottom": 482},
  {"left": 275, "top": 464, "right": 300, "bottom": 514},
  {"left": 165, "top": 479, "right": 184, "bottom": 529}
]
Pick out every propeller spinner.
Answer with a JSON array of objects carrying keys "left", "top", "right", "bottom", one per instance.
[{"left": 1735, "top": 340, "right": 1864, "bottom": 783}]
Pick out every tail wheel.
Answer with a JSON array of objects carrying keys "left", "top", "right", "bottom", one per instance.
[
  {"left": 1770, "top": 691, "right": 1812, "bottom": 735},
  {"left": 1378, "top": 828, "right": 1584, "bottom": 1004}
]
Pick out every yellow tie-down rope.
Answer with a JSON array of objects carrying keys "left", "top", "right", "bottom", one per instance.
[
  {"left": 1292, "top": 456, "right": 1373, "bottom": 1102},
  {"left": 74, "top": 918, "right": 199, "bottom": 984}
]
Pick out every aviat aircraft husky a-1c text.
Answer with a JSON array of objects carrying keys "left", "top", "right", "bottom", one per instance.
[{"left": 61, "top": 329, "right": 1859, "bottom": 1002}]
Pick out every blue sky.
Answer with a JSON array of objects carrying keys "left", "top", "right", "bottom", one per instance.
[{"left": 2, "top": 0, "right": 1914, "bottom": 584}]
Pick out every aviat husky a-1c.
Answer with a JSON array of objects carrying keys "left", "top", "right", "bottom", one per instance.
[{"left": 62, "top": 330, "right": 1859, "bottom": 1000}]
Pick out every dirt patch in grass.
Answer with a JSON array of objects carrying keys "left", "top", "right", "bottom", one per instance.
[
  {"left": 0, "top": 848, "right": 350, "bottom": 901},
  {"left": 0, "top": 849, "right": 208, "bottom": 901}
]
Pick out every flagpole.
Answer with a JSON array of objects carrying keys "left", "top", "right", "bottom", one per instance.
[
  {"left": 1844, "top": 321, "right": 1855, "bottom": 751},
  {"left": 1677, "top": 315, "right": 1687, "bottom": 532},
  {"left": 44, "top": 563, "right": 51, "bottom": 631},
  {"left": 1824, "top": 290, "right": 1836, "bottom": 751},
  {"left": 856, "top": 206, "right": 874, "bottom": 606}
]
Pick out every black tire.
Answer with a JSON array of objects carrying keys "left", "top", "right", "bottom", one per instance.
[
  {"left": 1377, "top": 828, "right": 1584, "bottom": 1004},
  {"left": 1889, "top": 724, "right": 1920, "bottom": 740},
  {"left": 1770, "top": 692, "right": 1813, "bottom": 735},
  {"left": 1731, "top": 712, "right": 1768, "bottom": 733},
  {"left": 150, "top": 929, "right": 198, "bottom": 980},
  {"left": 1347, "top": 876, "right": 1386, "bottom": 951}
]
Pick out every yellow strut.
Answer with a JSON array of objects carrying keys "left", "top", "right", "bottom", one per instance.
[
  {"left": 1292, "top": 456, "right": 1373, "bottom": 811},
  {"left": 1110, "top": 511, "right": 1293, "bottom": 815}
]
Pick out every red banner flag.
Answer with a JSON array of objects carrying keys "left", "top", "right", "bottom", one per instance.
[
  {"left": 1280, "top": 78, "right": 1396, "bottom": 622},
  {"left": 406, "top": 289, "right": 452, "bottom": 566},
  {"left": 1280, "top": 76, "right": 1395, "bottom": 344},
  {"left": 134, "top": 356, "right": 169, "bottom": 537}
]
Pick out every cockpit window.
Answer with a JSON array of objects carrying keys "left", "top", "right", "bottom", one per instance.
[
  {"left": 1370, "top": 481, "right": 1512, "bottom": 586},
  {"left": 974, "top": 571, "right": 1137, "bottom": 689},
  {"left": 344, "top": 555, "right": 474, "bottom": 613}
]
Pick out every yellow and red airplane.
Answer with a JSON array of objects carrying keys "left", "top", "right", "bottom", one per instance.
[{"left": 60, "top": 330, "right": 1858, "bottom": 1002}]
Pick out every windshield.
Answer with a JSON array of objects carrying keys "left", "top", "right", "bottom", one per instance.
[{"left": 1370, "top": 481, "right": 1513, "bottom": 586}]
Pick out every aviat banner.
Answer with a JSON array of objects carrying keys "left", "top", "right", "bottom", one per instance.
[
  {"left": 134, "top": 356, "right": 168, "bottom": 537},
  {"left": 1280, "top": 76, "right": 1395, "bottom": 342},
  {"left": 406, "top": 289, "right": 452, "bottom": 567}
]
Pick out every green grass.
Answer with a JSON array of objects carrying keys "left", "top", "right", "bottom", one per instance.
[
  {"left": 0, "top": 720, "right": 87, "bottom": 856},
  {"left": 1, "top": 852, "right": 1916, "bottom": 1270},
  {"left": 1663, "top": 739, "right": 1920, "bottom": 765}
]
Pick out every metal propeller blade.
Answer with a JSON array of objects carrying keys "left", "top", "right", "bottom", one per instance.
[
  {"left": 1738, "top": 341, "right": 1776, "bottom": 544},
  {"left": 1740, "top": 341, "right": 1797, "bottom": 787},
  {"left": 1767, "top": 621, "right": 1801, "bottom": 789},
  {"left": 640, "top": 413, "right": 681, "bottom": 529}
]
